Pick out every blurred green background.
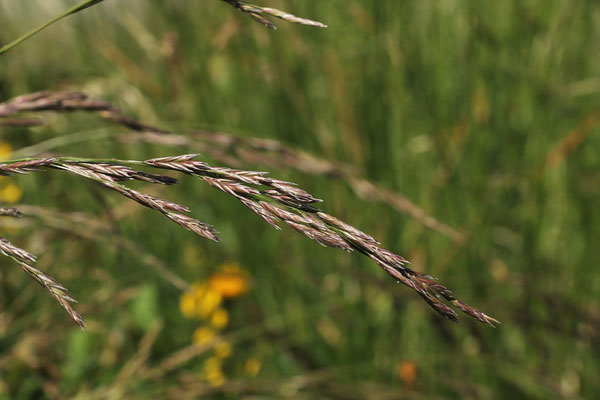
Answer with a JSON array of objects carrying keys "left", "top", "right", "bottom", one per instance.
[{"left": 1, "top": 0, "right": 599, "bottom": 398}]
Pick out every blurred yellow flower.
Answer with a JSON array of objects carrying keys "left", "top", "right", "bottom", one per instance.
[
  {"left": 244, "top": 357, "right": 261, "bottom": 377},
  {"left": 180, "top": 283, "right": 223, "bottom": 319},
  {"left": 179, "top": 292, "right": 197, "bottom": 318},
  {"left": 214, "top": 341, "right": 232, "bottom": 359},
  {"left": 181, "top": 262, "right": 249, "bottom": 365},
  {"left": 203, "top": 356, "right": 226, "bottom": 386},
  {"left": 193, "top": 283, "right": 223, "bottom": 318},
  {"left": 0, "top": 182, "right": 22, "bottom": 204},
  {"left": 0, "top": 142, "right": 12, "bottom": 161},
  {"left": 210, "top": 308, "right": 229, "bottom": 329},
  {"left": 0, "top": 142, "right": 21, "bottom": 204},
  {"left": 204, "top": 355, "right": 222, "bottom": 369},
  {"left": 205, "top": 371, "right": 225, "bottom": 387},
  {"left": 193, "top": 326, "right": 216, "bottom": 346},
  {"left": 208, "top": 263, "right": 250, "bottom": 298}
]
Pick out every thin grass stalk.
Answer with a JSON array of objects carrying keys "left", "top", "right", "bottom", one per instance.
[{"left": 0, "top": 0, "right": 107, "bottom": 56}]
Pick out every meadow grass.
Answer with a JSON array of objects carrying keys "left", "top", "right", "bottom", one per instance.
[{"left": 0, "top": 0, "right": 599, "bottom": 398}]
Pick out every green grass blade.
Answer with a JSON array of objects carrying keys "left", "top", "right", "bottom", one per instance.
[{"left": 0, "top": 0, "right": 106, "bottom": 56}]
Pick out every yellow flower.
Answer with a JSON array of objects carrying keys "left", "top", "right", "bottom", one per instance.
[
  {"left": 0, "top": 182, "right": 22, "bottom": 204},
  {"left": 210, "top": 308, "right": 229, "bottom": 329},
  {"left": 214, "top": 341, "right": 232, "bottom": 359},
  {"left": 179, "top": 292, "right": 197, "bottom": 318},
  {"left": 193, "top": 326, "right": 216, "bottom": 346},
  {"left": 206, "top": 371, "right": 225, "bottom": 387},
  {"left": 180, "top": 283, "right": 223, "bottom": 319},
  {"left": 203, "top": 356, "right": 226, "bottom": 386},
  {"left": 0, "top": 143, "right": 12, "bottom": 161},
  {"left": 204, "top": 355, "right": 223, "bottom": 370},
  {"left": 0, "top": 143, "right": 21, "bottom": 204},
  {"left": 244, "top": 357, "right": 261, "bottom": 377},
  {"left": 193, "top": 283, "right": 223, "bottom": 318},
  {"left": 208, "top": 262, "right": 250, "bottom": 298}
]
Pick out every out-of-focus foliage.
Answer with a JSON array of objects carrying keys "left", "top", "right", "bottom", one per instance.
[{"left": 0, "top": 0, "right": 599, "bottom": 398}]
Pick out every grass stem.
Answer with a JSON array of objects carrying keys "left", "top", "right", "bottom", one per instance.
[{"left": 0, "top": 0, "right": 106, "bottom": 56}]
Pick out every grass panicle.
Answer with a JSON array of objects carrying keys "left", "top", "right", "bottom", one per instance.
[
  {"left": 0, "top": 91, "right": 495, "bottom": 327},
  {"left": 221, "top": 0, "right": 327, "bottom": 29},
  {"left": 0, "top": 207, "right": 23, "bottom": 217},
  {"left": 0, "top": 238, "right": 85, "bottom": 329},
  {"left": 0, "top": 146, "right": 498, "bottom": 327}
]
